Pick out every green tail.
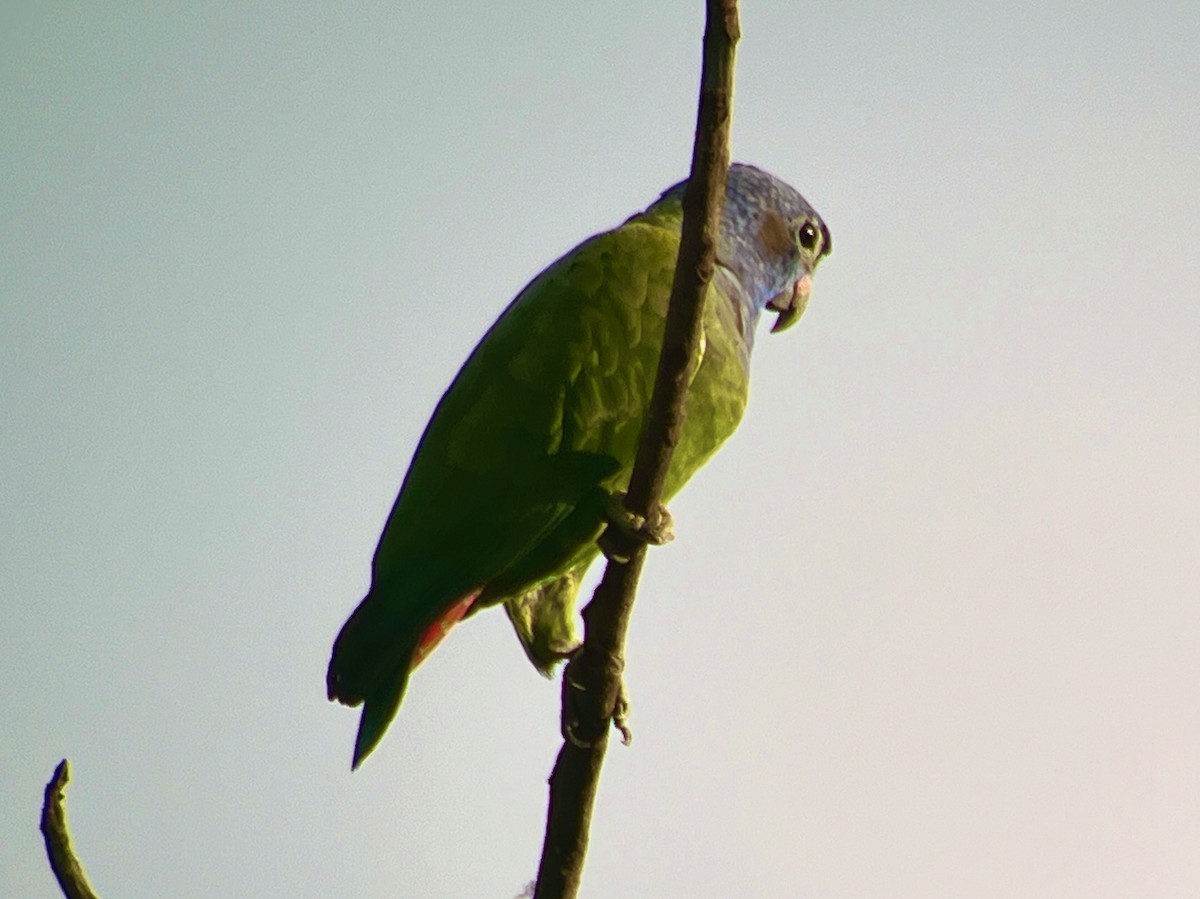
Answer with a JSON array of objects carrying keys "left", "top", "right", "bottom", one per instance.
[
  {"left": 351, "top": 680, "right": 410, "bottom": 769},
  {"left": 326, "top": 588, "right": 422, "bottom": 769}
]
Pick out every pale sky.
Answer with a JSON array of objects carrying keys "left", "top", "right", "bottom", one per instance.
[{"left": 3, "top": 2, "right": 1198, "bottom": 897}]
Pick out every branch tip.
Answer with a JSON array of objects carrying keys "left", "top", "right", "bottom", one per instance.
[{"left": 41, "top": 758, "right": 101, "bottom": 899}]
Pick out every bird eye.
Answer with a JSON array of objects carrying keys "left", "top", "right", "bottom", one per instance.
[{"left": 798, "top": 221, "right": 819, "bottom": 251}]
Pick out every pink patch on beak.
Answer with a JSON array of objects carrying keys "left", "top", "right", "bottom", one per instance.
[
  {"left": 795, "top": 272, "right": 812, "bottom": 299},
  {"left": 411, "top": 593, "right": 478, "bottom": 669}
]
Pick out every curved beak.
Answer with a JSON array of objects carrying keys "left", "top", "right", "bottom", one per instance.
[{"left": 766, "top": 271, "right": 812, "bottom": 333}]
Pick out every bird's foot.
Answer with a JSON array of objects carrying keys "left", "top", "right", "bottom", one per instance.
[
  {"left": 562, "top": 657, "right": 632, "bottom": 748},
  {"left": 613, "top": 681, "right": 632, "bottom": 746},
  {"left": 598, "top": 492, "right": 674, "bottom": 562}
]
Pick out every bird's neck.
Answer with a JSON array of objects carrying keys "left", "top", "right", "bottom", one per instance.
[{"left": 636, "top": 196, "right": 776, "bottom": 343}]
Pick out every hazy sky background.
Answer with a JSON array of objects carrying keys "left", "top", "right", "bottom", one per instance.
[{"left": 3, "top": 2, "right": 1197, "bottom": 897}]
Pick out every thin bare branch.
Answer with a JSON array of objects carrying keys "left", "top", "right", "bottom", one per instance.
[
  {"left": 533, "top": 3, "right": 741, "bottom": 897},
  {"left": 41, "top": 759, "right": 101, "bottom": 899}
]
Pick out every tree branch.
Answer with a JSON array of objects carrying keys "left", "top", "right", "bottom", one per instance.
[
  {"left": 41, "top": 760, "right": 101, "bottom": 899},
  {"left": 532, "top": 3, "right": 740, "bottom": 897}
]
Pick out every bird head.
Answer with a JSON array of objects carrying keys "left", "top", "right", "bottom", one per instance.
[{"left": 718, "top": 163, "right": 832, "bottom": 334}]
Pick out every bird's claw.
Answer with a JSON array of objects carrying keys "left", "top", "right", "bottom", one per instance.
[
  {"left": 563, "top": 665, "right": 591, "bottom": 748},
  {"left": 562, "top": 660, "right": 632, "bottom": 748},
  {"left": 599, "top": 492, "right": 675, "bottom": 562},
  {"left": 613, "top": 682, "right": 632, "bottom": 746}
]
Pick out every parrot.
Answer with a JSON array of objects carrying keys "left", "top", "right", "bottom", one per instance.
[{"left": 327, "top": 163, "right": 831, "bottom": 768}]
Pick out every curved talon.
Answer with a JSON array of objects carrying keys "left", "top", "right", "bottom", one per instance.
[
  {"left": 600, "top": 492, "right": 675, "bottom": 561},
  {"left": 562, "top": 658, "right": 589, "bottom": 746},
  {"left": 565, "top": 721, "right": 594, "bottom": 749},
  {"left": 614, "top": 721, "right": 632, "bottom": 746},
  {"left": 560, "top": 660, "right": 633, "bottom": 748},
  {"left": 613, "top": 682, "right": 632, "bottom": 746}
]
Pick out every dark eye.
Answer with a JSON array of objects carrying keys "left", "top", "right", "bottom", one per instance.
[{"left": 798, "top": 221, "right": 819, "bottom": 251}]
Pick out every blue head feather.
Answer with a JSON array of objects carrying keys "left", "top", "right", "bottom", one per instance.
[{"left": 651, "top": 163, "right": 831, "bottom": 340}]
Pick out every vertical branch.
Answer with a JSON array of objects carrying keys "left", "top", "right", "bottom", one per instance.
[
  {"left": 532, "top": 3, "right": 740, "bottom": 898},
  {"left": 41, "top": 760, "right": 101, "bottom": 899}
]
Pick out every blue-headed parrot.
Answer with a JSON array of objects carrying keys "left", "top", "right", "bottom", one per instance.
[{"left": 327, "top": 164, "right": 832, "bottom": 767}]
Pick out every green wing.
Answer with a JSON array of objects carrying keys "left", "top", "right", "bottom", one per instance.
[
  {"left": 375, "top": 218, "right": 682, "bottom": 595},
  {"left": 495, "top": 252, "right": 758, "bottom": 675}
]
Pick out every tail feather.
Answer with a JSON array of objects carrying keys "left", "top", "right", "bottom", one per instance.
[
  {"left": 327, "top": 591, "right": 406, "bottom": 706},
  {"left": 352, "top": 681, "right": 410, "bottom": 770},
  {"left": 327, "top": 587, "right": 478, "bottom": 769},
  {"left": 326, "top": 588, "right": 423, "bottom": 769}
]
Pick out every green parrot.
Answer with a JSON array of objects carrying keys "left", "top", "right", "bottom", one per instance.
[{"left": 327, "top": 164, "right": 831, "bottom": 768}]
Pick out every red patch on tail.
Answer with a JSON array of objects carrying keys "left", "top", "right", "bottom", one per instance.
[{"left": 411, "top": 593, "right": 478, "bottom": 670}]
